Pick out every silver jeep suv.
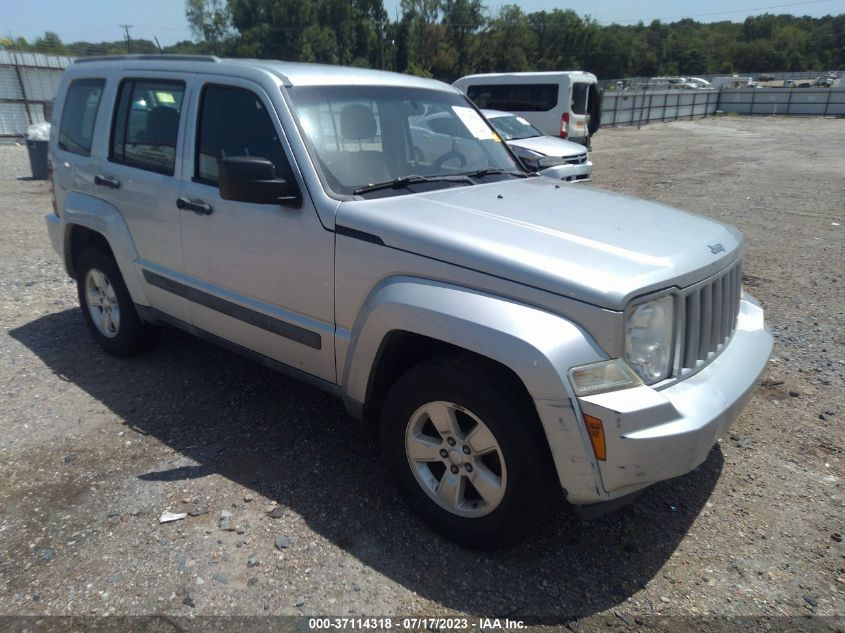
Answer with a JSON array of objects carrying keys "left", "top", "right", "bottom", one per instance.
[{"left": 45, "top": 55, "right": 772, "bottom": 548}]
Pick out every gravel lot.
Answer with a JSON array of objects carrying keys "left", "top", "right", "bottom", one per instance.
[{"left": 0, "top": 116, "right": 843, "bottom": 630}]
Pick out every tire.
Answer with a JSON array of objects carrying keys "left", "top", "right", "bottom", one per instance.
[
  {"left": 75, "top": 248, "right": 156, "bottom": 356},
  {"left": 380, "top": 354, "right": 553, "bottom": 549}
]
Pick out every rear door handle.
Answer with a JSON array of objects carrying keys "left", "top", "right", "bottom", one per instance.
[
  {"left": 94, "top": 175, "right": 120, "bottom": 189},
  {"left": 177, "top": 197, "right": 213, "bottom": 215}
]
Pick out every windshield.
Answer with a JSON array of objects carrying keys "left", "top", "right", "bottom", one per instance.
[
  {"left": 487, "top": 114, "right": 541, "bottom": 141},
  {"left": 287, "top": 85, "right": 523, "bottom": 196}
]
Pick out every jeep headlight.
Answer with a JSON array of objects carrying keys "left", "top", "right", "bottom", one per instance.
[{"left": 625, "top": 295, "right": 675, "bottom": 384}]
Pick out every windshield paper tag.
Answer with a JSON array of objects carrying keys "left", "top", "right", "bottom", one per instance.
[{"left": 452, "top": 106, "right": 495, "bottom": 140}]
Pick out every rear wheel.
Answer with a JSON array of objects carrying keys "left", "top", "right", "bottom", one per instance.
[
  {"left": 76, "top": 248, "right": 156, "bottom": 356},
  {"left": 380, "top": 355, "right": 552, "bottom": 549}
]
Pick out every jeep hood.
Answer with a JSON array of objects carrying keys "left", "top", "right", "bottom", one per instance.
[{"left": 336, "top": 178, "right": 742, "bottom": 310}]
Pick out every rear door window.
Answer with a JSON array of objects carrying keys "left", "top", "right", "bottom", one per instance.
[
  {"left": 466, "top": 83, "right": 558, "bottom": 112},
  {"left": 58, "top": 78, "right": 105, "bottom": 156},
  {"left": 110, "top": 79, "right": 185, "bottom": 175},
  {"left": 571, "top": 83, "right": 589, "bottom": 115}
]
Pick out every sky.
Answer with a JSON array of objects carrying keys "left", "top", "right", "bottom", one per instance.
[{"left": 2, "top": 0, "right": 843, "bottom": 47}]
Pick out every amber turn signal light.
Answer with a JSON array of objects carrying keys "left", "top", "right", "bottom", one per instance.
[{"left": 583, "top": 414, "right": 606, "bottom": 461}]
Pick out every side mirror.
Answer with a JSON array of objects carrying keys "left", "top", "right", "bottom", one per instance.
[{"left": 218, "top": 156, "right": 300, "bottom": 206}]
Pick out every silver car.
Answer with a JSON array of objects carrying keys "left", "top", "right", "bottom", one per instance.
[
  {"left": 482, "top": 109, "right": 593, "bottom": 182},
  {"left": 45, "top": 56, "right": 771, "bottom": 548}
]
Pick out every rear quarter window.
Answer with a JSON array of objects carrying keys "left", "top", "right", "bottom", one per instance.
[{"left": 58, "top": 78, "right": 105, "bottom": 156}]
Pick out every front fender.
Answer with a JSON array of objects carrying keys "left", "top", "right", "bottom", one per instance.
[
  {"left": 62, "top": 192, "right": 149, "bottom": 306},
  {"left": 342, "top": 276, "right": 610, "bottom": 503}
]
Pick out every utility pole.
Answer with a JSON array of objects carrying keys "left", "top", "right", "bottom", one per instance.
[{"left": 119, "top": 24, "right": 133, "bottom": 53}]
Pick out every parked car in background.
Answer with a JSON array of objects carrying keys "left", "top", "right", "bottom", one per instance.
[
  {"left": 453, "top": 71, "right": 600, "bottom": 147},
  {"left": 686, "top": 77, "right": 713, "bottom": 89},
  {"left": 482, "top": 109, "right": 591, "bottom": 182},
  {"left": 408, "top": 110, "right": 480, "bottom": 171},
  {"left": 710, "top": 75, "right": 753, "bottom": 90}
]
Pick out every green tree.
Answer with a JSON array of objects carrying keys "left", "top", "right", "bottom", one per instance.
[
  {"left": 732, "top": 38, "right": 785, "bottom": 71},
  {"left": 7, "top": 4, "right": 842, "bottom": 78},
  {"left": 186, "top": 0, "right": 233, "bottom": 53},
  {"left": 33, "top": 32, "right": 67, "bottom": 54},
  {"left": 585, "top": 25, "right": 632, "bottom": 78},
  {"left": 477, "top": 5, "right": 535, "bottom": 73},
  {"left": 229, "top": 0, "right": 317, "bottom": 59},
  {"left": 397, "top": 0, "right": 445, "bottom": 74},
  {"left": 300, "top": 23, "right": 339, "bottom": 63},
  {"left": 442, "top": 0, "right": 485, "bottom": 79},
  {"left": 529, "top": 9, "right": 593, "bottom": 71}
]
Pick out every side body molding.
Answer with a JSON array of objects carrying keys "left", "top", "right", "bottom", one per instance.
[
  {"left": 61, "top": 191, "right": 149, "bottom": 306},
  {"left": 341, "top": 277, "right": 610, "bottom": 503}
]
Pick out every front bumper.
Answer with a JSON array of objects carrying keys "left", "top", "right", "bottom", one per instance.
[
  {"left": 575, "top": 292, "right": 772, "bottom": 501},
  {"left": 540, "top": 160, "right": 593, "bottom": 183}
]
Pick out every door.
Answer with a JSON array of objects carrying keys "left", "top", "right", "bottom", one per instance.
[
  {"left": 178, "top": 77, "right": 336, "bottom": 383},
  {"left": 96, "top": 74, "right": 192, "bottom": 322},
  {"left": 587, "top": 83, "right": 601, "bottom": 138},
  {"left": 568, "top": 81, "right": 590, "bottom": 142}
]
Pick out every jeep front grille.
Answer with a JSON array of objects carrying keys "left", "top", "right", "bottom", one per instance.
[{"left": 679, "top": 260, "right": 742, "bottom": 372}]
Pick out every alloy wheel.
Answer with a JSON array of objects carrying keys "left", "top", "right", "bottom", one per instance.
[{"left": 405, "top": 400, "right": 507, "bottom": 518}]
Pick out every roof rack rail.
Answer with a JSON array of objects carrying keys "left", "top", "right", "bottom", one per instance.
[{"left": 75, "top": 54, "right": 219, "bottom": 64}]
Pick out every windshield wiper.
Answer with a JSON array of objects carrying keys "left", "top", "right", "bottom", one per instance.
[
  {"left": 461, "top": 167, "right": 530, "bottom": 179},
  {"left": 353, "top": 174, "right": 472, "bottom": 196}
]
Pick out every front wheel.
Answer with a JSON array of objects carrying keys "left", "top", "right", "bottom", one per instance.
[{"left": 380, "top": 355, "right": 553, "bottom": 549}]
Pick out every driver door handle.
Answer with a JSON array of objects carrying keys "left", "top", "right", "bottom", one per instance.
[{"left": 177, "top": 197, "right": 213, "bottom": 215}]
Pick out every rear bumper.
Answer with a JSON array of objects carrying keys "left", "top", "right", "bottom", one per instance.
[{"left": 574, "top": 292, "right": 772, "bottom": 502}]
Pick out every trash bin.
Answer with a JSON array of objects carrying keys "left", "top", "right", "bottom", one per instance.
[
  {"left": 25, "top": 122, "right": 51, "bottom": 180},
  {"left": 26, "top": 139, "right": 49, "bottom": 180}
]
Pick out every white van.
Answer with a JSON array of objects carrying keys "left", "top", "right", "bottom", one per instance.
[{"left": 453, "top": 71, "right": 601, "bottom": 146}]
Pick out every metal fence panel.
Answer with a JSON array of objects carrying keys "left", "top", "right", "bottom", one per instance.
[
  {"left": 603, "top": 87, "right": 845, "bottom": 125},
  {"left": 10, "top": 51, "right": 74, "bottom": 69},
  {"left": 0, "top": 50, "right": 71, "bottom": 137},
  {"left": 27, "top": 103, "right": 48, "bottom": 124},
  {"left": 20, "top": 68, "right": 63, "bottom": 101},
  {"left": 718, "top": 88, "right": 845, "bottom": 116},
  {"left": 0, "top": 67, "right": 24, "bottom": 99},
  {"left": 601, "top": 89, "right": 719, "bottom": 127},
  {"left": 0, "top": 103, "right": 30, "bottom": 136},
  {"left": 600, "top": 70, "right": 843, "bottom": 89}
]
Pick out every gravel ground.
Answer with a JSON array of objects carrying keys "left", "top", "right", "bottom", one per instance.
[{"left": 0, "top": 116, "right": 843, "bottom": 631}]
